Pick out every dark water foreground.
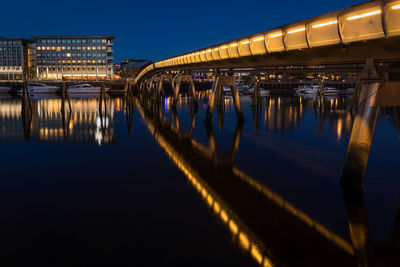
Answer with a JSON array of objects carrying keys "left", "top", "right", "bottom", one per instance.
[{"left": 0, "top": 93, "right": 398, "bottom": 266}]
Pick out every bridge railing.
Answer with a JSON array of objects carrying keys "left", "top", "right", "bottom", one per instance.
[{"left": 135, "top": 0, "right": 400, "bottom": 82}]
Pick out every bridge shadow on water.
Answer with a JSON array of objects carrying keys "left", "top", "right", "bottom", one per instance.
[{"left": 131, "top": 92, "right": 399, "bottom": 267}]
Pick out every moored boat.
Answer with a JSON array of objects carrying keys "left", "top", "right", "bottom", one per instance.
[
  {"left": 68, "top": 83, "right": 109, "bottom": 94},
  {"left": 18, "top": 82, "right": 59, "bottom": 93},
  {"left": 0, "top": 86, "right": 12, "bottom": 93}
]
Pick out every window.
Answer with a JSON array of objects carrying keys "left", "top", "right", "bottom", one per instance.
[
  {"left": 61, "top": 46, "right": 65, "bottom": 50},
  {"left": 66, "top": 53, "right": 71, "bottom": 57},
  {"left": 87, "top": 46, "right": 91, "bottom": 50},
  {"left": 56, "top": 47, "right": 61, "bottom": 52},
  {"left": 37, "top": 46, "right": 41, "bottom": 50}
]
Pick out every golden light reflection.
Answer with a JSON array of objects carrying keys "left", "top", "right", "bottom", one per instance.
[
  {"left": 0, "top": 98, "right": 114, "bottom": 144},
  {"left": 135, "top": 98, "right": 357, "bottom": 267}
]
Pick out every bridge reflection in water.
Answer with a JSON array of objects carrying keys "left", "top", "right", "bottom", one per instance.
[
  {"left": 0, "top": 96, "right": 115, "bottom": 145},
  {"left": 132, "top": 94, "right": 399, "bottom": 267}
]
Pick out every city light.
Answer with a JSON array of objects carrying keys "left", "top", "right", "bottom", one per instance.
[
  {"left": 230, "top": 43, "right": 238, "bottom": 47},
  {"left": 287, "top": 28, "right": 306, "bottom": 34},
  {"left": 312, "top": 20, "right": 338, "bottom": 28},
  {"left": 269, "top": 32, "right": 283, "bottom": 38},
  {"left": 221, "top": 46, "right": 228, "bottom": 49},
  {"left": 240, "top": 40, "right": 250, "bottom": 44},
  {"left": 252, "top": 37, "right": 265, "bottom": 42},
  {"left": 346, "top": 10, "right": 381, "bottom": 20},
  {"left": 392, "top": 4, "right": 400, "bottom": 9}
]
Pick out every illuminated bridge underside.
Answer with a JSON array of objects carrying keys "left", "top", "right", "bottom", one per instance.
[
  {"left": 136, "top": 0, "right": 400, "bottom": 82},
  {"left": 136, "top": 100, "right": 356, "bottom": 266}
]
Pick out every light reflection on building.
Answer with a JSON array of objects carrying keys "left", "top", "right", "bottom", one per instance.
[{"left": 0, "top": 97, "right": 115, "bottom": 144}]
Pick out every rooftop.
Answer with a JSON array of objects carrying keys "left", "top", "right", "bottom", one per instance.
[{"left": 33, "top": 36, "right": 115, "bottom": 40}]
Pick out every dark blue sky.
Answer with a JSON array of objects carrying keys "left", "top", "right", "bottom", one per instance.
[{"left": 2, "top": 0, "right": 365, "bottom": 62}]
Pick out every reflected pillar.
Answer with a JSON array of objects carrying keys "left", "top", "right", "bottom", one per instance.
[
  {"left": 341, "top": 184, "right": 373, "bottom": 267},
  {"left": 393, "top": 107, "right": 400, "bottom": 142}
]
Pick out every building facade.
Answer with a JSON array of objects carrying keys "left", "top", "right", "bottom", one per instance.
[
  {"left": 33, "top": 36, "right": 114, "bottom": 80},
  {"left": 0, "top": 38, "right": 34, "bottom": 81},
  {"left": 118, "top": 59, "right": 152, "bottom": 81}
]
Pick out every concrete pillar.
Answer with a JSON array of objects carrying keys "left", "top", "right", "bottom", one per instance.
[
  {"left": 341, "top": 82, "right": 381, "bottom": 186},
  {"left": 205, "top": 75, "right": 221, "bottom": 121}
]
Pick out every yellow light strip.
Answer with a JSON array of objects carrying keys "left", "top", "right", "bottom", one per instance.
[
  {"left": 240, "top": 40, "right": 250, "bottom": 44},
  {"left": 269, "top": 32, "right": 282, "bottom": 38},
  {"left": 221, "top": 46, "right": 228, "bottom": 49},
  {"left": 253, "top": 37, "right": 265, "bottom": 42},
  {"left": 392, "top": 4, "right": 400, "bottom": 9},
  {"left": 312, "top": 20, "right": 338, "bottom": 28},
  {"left": 287, "top": 28, "right": 305, "bottom": 34},
  {"left": 346, "top": 10, "right": 381, "bottom": 21},
  {"left": 206, "top": 49, "right": 212, "bottom": 52},
  {"left": 213, "top": 48, "right": 219, "bottom": 51},
  {"left": 201, "top": 51, "right": 206, "bottom": 54},
  {"left": 230, "top": 43, "right": 238, "bottom": 47}
]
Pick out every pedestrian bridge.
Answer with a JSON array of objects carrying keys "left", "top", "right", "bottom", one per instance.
[{"left": 135, "top": 0, "right": 400, "bottom": 82}]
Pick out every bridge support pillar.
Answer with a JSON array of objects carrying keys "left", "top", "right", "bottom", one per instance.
[
  {"left": 172, "top": 73, "right": 198, "bottom": 108},
  {"left": 341, "top": 59, "right": 381, "bottom": 187},
  {"left": 205, "top": 75, "right": 244, "bottom": 123},
  {"left": 252, "top": 80, "right": 261, "bottom": 105}
]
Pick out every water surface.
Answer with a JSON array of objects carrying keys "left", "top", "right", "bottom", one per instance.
[{"left": 0, "top": 93, "right": 398, "bottom": 266}]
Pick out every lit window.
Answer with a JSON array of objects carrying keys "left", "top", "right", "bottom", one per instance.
[
  {"left": 37, "top": 47, "right": 41, "bottom": 50},
  {"left": 46, "top": 46, "right": 50, "bottom": 50},
  {"left": 61, "top": 46, "right": 65, "bottom": 50},
  {"left": 66, "top": 53, "right": 71, "bottom": 57},
  {"left": 56, "top": 47, "right": 61, "bottom": 52},
  {"left": 51, "top": 46, "right": 55, "bottom": 50},
  {"left": 92, "top": 46, "right": 96, "bottom": 50},
  {"left": 87, "top": 46, "right": 91, "bottom": 50}
]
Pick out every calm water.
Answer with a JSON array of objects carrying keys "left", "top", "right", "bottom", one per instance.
[{"left": 0, "top": 93, "right": 399, "bottom": 266}]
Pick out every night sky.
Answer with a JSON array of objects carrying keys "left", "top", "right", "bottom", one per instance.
[{"left": 2, "top": 0, "right": 365, "bottom": 62}]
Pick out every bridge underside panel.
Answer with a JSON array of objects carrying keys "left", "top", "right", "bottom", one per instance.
[{"left": 138, "top": 38, "right": 400, "bottom": 82}]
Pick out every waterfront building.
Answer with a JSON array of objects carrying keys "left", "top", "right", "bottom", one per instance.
[
  {"left": 118, "top": 59, "right": 152, "bottom": 80},
  {"left": 0, "top": 38, "right": 35, "bottom": 81},
  {"left": 33, "top": 36, "right": 114, "bottom": 80}
]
